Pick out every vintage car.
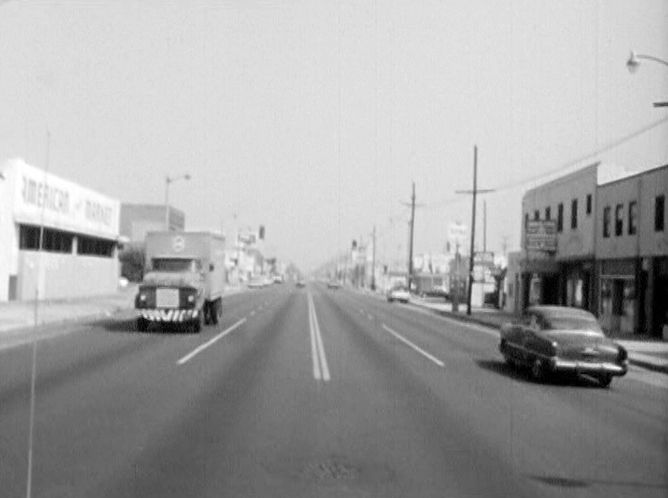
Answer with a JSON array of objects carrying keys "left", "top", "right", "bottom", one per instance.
[
  {"left": 327, "top": 280, "right": 341, "bottom": 289},
  {"left": 499, "top": 306, "right": 628, "bottom": 387},
  {"left": 387, "top": 284, "right": 410, "bottom": 303}
]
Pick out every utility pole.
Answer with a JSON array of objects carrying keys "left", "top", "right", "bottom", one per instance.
[
  {"left": 483, "top": 199, "right": 487, "bottom": 253},
  {"left": 371, "top": 225, "right": 377, "bottom": 291},
  {"left": 406, "top": 182, "right": 417, "bottom": 291},
  {"left": 455, "top": 145, "right": 495, "bottom": 315}
]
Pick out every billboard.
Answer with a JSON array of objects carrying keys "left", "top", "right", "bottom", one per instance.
[{"left": 525, "top": 220, "right": 557, "bottom": 252}]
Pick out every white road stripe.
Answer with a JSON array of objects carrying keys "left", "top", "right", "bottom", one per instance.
[
  {"left": 308, "top": 296, "right": 322, "bottom": 380},
  {"left": 177, "top": 318, "right": 247, "bottom": 365},
  {"left": 308, "top": 293, "right": 330, "bottom": 381},
  {"left": 382, "top": 324, "right": 445, "bottom": 368}
]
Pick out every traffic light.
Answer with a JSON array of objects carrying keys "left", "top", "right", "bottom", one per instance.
[
  {"left": 259, "top": 225, "right": 265, "bottom": 240},
  {"left": 352, "top": 239, "right": 357, "bottom": 249}
]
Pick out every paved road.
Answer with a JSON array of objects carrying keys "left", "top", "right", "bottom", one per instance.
[{"left": 1, "top": 284, "right": 666, "bottom": 497}]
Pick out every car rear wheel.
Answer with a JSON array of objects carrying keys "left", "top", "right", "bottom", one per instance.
[
  {"left": 598, "top": 374, "right": 613, "bottom": 388},
  {"left": 210, "top": 299, "right": 222, "bottom": 325},
  {"left": 136, "top": 317, "right": 149, "bottom": 332},
  {"left": 530, "top": 358, "right": 546, "bottom": 382},
  {"left": 191, "top": 310, "right": 203, "bottom": 333}
]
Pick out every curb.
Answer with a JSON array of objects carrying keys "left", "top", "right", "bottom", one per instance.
[{"left": 410, "top": 301, "right": 668, "bottom": 376}]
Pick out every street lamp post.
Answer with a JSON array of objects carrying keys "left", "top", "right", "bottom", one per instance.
[
  {"left": 164, "top": 173, "right": 190, "bottom": 230},
  {"left": 626, "top": 50, "right": 668, "bottom": 108}
]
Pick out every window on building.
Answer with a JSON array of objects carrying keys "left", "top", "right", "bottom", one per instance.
[
  {"left": 77, "top": 235, "right": 115, "bottom": 257},
  {"left": 19, "top": 225, "right": 73, "bottom": 253},
  {"left": 571, "top": 199, "right": 578, "bottom": 229},
  {"left": 656, "top": 195, "right": 665, "bottom": 232},
  {"left": 628, "top": 201, "right": 637, "bottom": 235},
  {"left": 603, "top": 206, "right": 611, "bottom": 238},
  {"left": 545, "top": 206, "right": 551, "bottom": 220},
  {"left": 524, "top": 213, "right": 528, "bottom": 229},
  {"left": 557, "top": 203, "right": 563, "bottom": 232},
  {"left": 615, "top": 204, "right": 623, "bottom": 236},
  {"left": 534, "top": 210, "right": 539, "bottom": 221},
  {"left": 586, "top": 194, "right": 592, "bottom": 215}
]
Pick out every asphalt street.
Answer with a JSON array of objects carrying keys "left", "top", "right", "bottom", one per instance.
[{"left": 1, "top": 283, "right": 666, "bottom": 498}]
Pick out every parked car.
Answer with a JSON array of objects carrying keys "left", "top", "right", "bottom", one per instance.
[
  {"left": 420, "top": 286, "right": 449, "bottom": 301},
  {"left": 499, "top": 306, "right": 628, "bottom": 387},
  {"left": 327, "top": 280, "right": 341, "bottom": 289},
  {"left": 387, "top": 284, "right": 410, "bottom": 303},
  {"left": 295, "top": 279, "right": 306, "bottom": 288}
]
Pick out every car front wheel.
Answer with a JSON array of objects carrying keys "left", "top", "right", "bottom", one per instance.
[
  {"left": 598, "top": 374, "right": 613, "bottom": 388},
  {"left": 530, "top": 358, "right": 546, "bottom": 382}
]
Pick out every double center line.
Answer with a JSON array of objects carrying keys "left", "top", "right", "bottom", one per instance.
[{"left": 307, "top": 292, "right": 330, "bottom": 382}]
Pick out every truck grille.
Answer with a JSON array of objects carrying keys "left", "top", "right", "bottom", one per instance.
[{"left": 156, "top": 288, "right": 180, "bottom": 308}]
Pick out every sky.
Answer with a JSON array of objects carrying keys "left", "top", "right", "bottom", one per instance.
[{"left": 1, "top": 0, "right": 666, "bottom": 271}]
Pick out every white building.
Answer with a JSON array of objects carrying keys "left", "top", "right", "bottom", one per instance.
[{"left": 0, "top": 158, "right": 120, "bottom": 301}]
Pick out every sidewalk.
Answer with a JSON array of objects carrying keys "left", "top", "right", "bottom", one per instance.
[
  {"left": 408, "top": 296, "right": 668, "bottom": 374},
  {"left": 0, "top": 284, "right": 246, "bottom": 336}
]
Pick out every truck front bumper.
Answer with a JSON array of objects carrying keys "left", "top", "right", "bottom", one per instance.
[{"left": 138, "top": 309, "right": 200, "bottom": 323}]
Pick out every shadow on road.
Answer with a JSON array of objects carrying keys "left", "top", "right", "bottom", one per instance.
[
  {"left": 93, "top": 317, "right": 193, "bottom": 335},
  {"left": 474, "top": 358, "right": 603, "bottom": 389}
]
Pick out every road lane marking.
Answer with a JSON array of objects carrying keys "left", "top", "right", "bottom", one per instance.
[
  {"left": 308, "top": 292, "right": 330, "bottom": 381},
  {"left": 382, "top": 324, "right": 445, "bottom": 368},
  {"left": 177, "top": 318, "right": 247, "bottom": 365}
]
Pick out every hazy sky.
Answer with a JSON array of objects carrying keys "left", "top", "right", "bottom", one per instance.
[{"left": 1, "top": 0, "right": 667, "bottom": 271}]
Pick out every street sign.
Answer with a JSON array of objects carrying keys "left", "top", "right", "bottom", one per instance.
[
  {"left": 525, "top": 220, "right": 557, "bottom": 252},
  {"left": 473, "top": 251, "right": 494, "bottom": 267},
  {"left": 448, "top": 222, "right": 467, "bottom": 248}
]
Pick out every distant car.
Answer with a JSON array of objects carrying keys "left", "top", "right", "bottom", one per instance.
[
  {"left": 387, "top": 284, "right": 410, "bottom": 303},
  {"left": 248, "top": 278, "right": 266, "bottom": 289},
  {"left": 273, "top": 275, "right": 284, "bottom": 284},
  {"left": 420, "top": 286, "right": 449, "bottom": 300},
  {"left": 296, "top": 279, "right": 306, "bottom": 288},
  {"left": 499, "top": 306, "right": 628, "bottom": 387},
  {"left": 327, "top": 280, "right": 341, "bottom": 289}
]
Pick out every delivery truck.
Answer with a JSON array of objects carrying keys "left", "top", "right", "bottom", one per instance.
[{"left": 135, "top": 231, "right": 226, "bottom": 332}]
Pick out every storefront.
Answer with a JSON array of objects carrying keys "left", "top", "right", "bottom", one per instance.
[
  {"left": 519, "top": 257, "right": 560, "bottom": 310},
  {"left": 559, "top": 260, "right": 595, "bottom": 311},
  {"left": 598, "top": 259, "right": 638, "bottom": 335},
  {"left": 0, "top": 158, "right": 120, "bottom": 302}
]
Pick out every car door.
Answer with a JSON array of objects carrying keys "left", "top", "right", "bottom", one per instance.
[
  {"left": 505, "top": 315, "right": 528, "bottom": 362},
  {"left": 515, "top": 312, "right": 537, "bottom": 365}
]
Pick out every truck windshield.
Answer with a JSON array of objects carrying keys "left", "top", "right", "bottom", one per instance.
[{"left": 152, "top": 258, "right": 201, "bottom": 273}]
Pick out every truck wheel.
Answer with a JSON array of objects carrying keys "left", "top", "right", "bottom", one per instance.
[
  {"left": 136, "top": 317, "right": 149, "bottom": 332},
  {"left": 192, "top": 310, "right": 203, "bottom": 333},
  {"left": 211, "top": 299, "right": 222, "bottom": 325}
]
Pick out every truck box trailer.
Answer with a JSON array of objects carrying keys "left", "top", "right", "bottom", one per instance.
[{"left": 135, "top": 231, "right": 226, "bottom": 332}]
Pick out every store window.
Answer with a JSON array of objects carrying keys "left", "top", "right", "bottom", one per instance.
[
  {"left": 628, "top": 201, "right": 637, "bottom": 235},
  {"left": 656, "top": 195, "right": 665, "bottom": 232},
  {"left": 545, "top": 206, "right": 551, "bottom": 220},
  {"left": 603, "top": 206, "right": 611, "bottom": 238},
  {"left": 19, "top": 225, "right": 73, "bottom": 253},
  {"left": 571, "top": 199, "right": 578, "bottom": 229},
  {"left": 77, "top": 235, "right": 115, "bottom": 257},
  {"left": 534, "top": 210, "right": 539, "bottom": 221},
  {"left": 557, "top": 203, "right": 563, "bottom": 232},
  {"left": 586, "top": 194, "right": 592, "bottom": 215},
  {"left": 615, "top": 204, "right": 623, "bottom": 236}
]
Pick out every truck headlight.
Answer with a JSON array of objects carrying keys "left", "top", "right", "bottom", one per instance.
[
  {"left": 187, "top": 294, "right": 196, "bottom": 303},
  {"left": 139, "top": 294, "right": 147, "bottom": 301}
]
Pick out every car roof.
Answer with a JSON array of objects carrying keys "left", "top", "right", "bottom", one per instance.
[{"left": 526, "top": 306, "right": 596, "bottom": 318}]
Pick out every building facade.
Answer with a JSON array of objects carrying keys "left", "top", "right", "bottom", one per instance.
[
  {"left": 0, "top": 158, "right": 120, "bottom": 301},
  {"left": 520, "top": 163, "right": 598, "bottom": 311},
  {"left": 595, "top": 164, "right": 667, "bottom": 337},
  {"left": 119, "top": 203, "right": 185, "bottom": 242}
]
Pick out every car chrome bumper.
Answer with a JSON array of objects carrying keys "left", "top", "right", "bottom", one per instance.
[
  {"left": 139, "top": 309, "right": 199, "bottom": 322},
  {"left": 550, "top": 358, "right": 628, "bottom": 376}
]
